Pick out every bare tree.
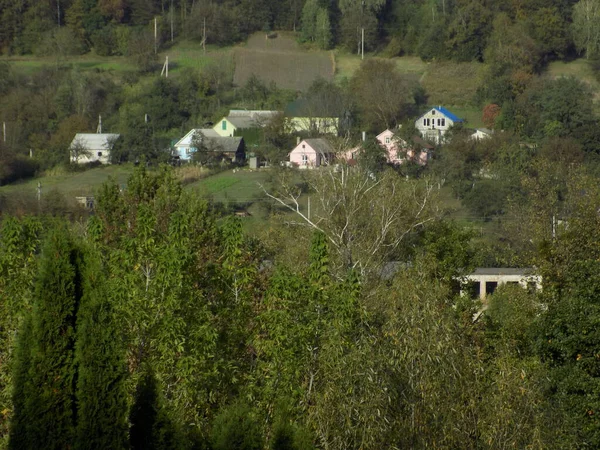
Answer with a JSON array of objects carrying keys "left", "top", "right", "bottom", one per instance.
[
  {"left": 70, "top": 138, "right": 91, "bottom": 163},
  {"left": 262, "top": 167, "right": 440, "bottom": 277}
]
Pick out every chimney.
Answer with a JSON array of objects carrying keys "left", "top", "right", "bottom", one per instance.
[
  {"left": 296, "top": 136, "right": 301, "bottom": 145},
  {"left": 97, "top": 115, "right": 102, "bottom": 134}
]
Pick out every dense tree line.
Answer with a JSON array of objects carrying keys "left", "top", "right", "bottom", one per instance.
[
  {"left": 1, "top": 162, "right": 600, "bottom": 448},
  {"left": 0, "top": 0, "right": 591, "bottom": 64}
]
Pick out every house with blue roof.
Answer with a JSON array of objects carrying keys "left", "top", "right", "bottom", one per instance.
[{"left": 415, "top": 106, "right": 464, "bottom": 144}]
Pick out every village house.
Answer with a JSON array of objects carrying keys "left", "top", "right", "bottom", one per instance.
[
  {"left": 69, "top": 133, "right": 120, "bottom": 164},
  {"left": 342, "top": 130, "right": 434, "bottom": 165},
  {"left": 289, "top": 138, "right": 335, "bottom": 168},
  {"left": 213, "top": 110, "right": 279, "bottom": 137},
  {"left": 415, "top": 106, "right": 464, "bottom": 144},
  {"left": 470, "top": 128, "right": 493, "bottom": 141},
  {"left": 173, "top": 128, "right": 245, "bottom": 163}
]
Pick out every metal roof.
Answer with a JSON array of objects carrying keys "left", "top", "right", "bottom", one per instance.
[
  {"left": 432, "top": 106, "right": 464, "bottom": 123},
  {"left": 70, "top": 133, "right": 120, "bottom": 150}
]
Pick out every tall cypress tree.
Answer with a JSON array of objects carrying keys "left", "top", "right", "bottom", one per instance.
[
  {"left": 9, "top": 224, "right": 81, "bottom": 450},
  {"left": 74, "top": 246, "right": 128, "bottom": 450}
]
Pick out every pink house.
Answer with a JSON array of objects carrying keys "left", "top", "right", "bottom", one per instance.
[
  {"left": 377, "top": 129, "right": 403, "bottom": 164},
  {"left": 289, "top": 138, "right": 335, "bottom": 168}
]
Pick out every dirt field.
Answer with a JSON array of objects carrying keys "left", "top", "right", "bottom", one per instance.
[{"left": 234, "top": 32, "right": 334, "bottom": 92}]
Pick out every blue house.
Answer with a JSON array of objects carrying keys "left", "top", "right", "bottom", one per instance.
[{"left": 173, "top": 128, "right": 245, "bottom": 163}]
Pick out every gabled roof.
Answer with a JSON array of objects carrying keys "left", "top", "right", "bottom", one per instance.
[
  {"left": 225, "top": 110, "right": 279, "bottom": 129},
  {"left": 412, "top": 135, "right": 434, "bottom": 149},
  {"left": 175, "top": 128, "right": 219, "bottom": 147},
  {"left": 431, "top": 106, "right": 464, "bottom": 123},
  {"left": 302, "top": 138, "right": 334, "bottom": 155},
  {"left": 376, "top": 129, "right": 395, "bottom": 140},
  {"left": 204, "top": 136, "right": 244, "bottom": 153},
  {"left": 70, "top": 133, "right": 120, "bottom": 150}
]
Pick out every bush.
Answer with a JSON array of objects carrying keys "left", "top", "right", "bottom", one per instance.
[
  {"left": 211, "top": 402, "right": 264, "bottom": 450},
  {"left": 0, "top": 154, "right": 39, "bottom": 185}
]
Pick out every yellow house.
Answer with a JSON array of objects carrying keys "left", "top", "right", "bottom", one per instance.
[
  {"left": 288, "top": 117, "right": 339, "bottom": 135},
  {"left": 213, "top": 110, "right": 279, "bottom": 137}
]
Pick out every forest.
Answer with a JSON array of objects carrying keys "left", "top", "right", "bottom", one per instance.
[
  {"left": 2, "top": 0, "right": 600, "bottom": 449},
  {"left": 2, "top": 157, "right": 600, "bottom": 449}
]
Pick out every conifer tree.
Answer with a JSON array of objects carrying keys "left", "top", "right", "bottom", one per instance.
[
  {"left": 74, "top": 246, "right": 128, "bottom": 450},
  {"left": 9, "top": 224, "right": 81, "bottom": 449}
]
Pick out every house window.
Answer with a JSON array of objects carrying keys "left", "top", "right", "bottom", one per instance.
[
  {"left": 423, "top": 118, "right": 427, "bottom": 126},
  {"left": 222, "top": 120, "right": 227, "bottom": 130},
  {"left": 441, "top": 118, "right": 446, "bottom": 127},
  {"left": 302, "top": 144, "right": 306, "bottom": 149},
  {"left": 385, "top": 137, "right": 391, "bottom": 144},
  {"left": 97, "top": 152, "right": 102, "bottom": 157},
  {"left": 302, "top": 154, "right": 308, "bottom": 165},
  {"left": 437, "top": 118, "right": 441, "bottom": 126}
]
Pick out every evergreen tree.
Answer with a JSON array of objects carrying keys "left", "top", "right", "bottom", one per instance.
[
  {"left": 129, "top": 368, "right": 181, "bottom": 450},
  {"left": 74, "top": 246, "right": 128, "bottom": 450},
  {"left": 9, "top": 224, "right": 82, "bottom": 450}
]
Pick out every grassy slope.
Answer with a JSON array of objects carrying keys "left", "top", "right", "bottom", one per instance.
[{"left": 0, "top": 165, "right": 135, "bottom": 197}]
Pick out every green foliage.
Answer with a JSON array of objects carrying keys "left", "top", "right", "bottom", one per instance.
[
  {"left": 74, "top": 246, "right": 128, "bottom": 450},
  {"left": 129, "top": 369, "right": 182, "bottom": 450},
  {"left": 210, "top": 401, "right": 264, "bottom": 450},
  {"left": 9, "top": 224, "right": 81, "bottom": 449},
  {"left": 350, "top": 59, "right": 417, "bottom": 131}
]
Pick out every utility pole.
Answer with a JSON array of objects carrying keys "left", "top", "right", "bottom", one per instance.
[
  {"left": 203, "top": 17, "right": 206, "bottom": 55},
  {"left": 361, "top": 28, "right": 364, "bottom": 60},
  {"left": 3, "top": 122, "right": 6, "bottom": 143},
  {"left": 170, "top": 0, "right": 174, "bottom": 43},
  {"left": 360, "top": 0, "right": 365, "bottom": 59},
  {"left": 154, "top": 17, "right": 158, "bottom": 55}
]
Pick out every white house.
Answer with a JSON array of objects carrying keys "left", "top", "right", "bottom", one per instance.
[
  {"left": 415, "top": 106, "right": 464, "bottom": 144},
  {"left": 213, "top": 110, "right": 279, "bottom": 137},
  {"left": 173, "top": 128, "right": 220, "bottom": 161},
  {"left": 470, "top": 128, "right": 493, "bottom": 141},
  {"left": 289, "top": 138, "right": 335, "bottom": 168},
  {"left": 70, "top": 133, "right": 120, "bottom": 164}
]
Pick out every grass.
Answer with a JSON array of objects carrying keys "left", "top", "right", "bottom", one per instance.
[
  {"left": 449, "top": 106, "right": 484, "bottom": 129},
  {"left": 421, "top": 61, "right": 481, "bottom": 106},
  {"left": 0, "top": 164, "right": 135, "bottom": 198},
  {"left": 4, "top": 54, "right": 137, "bottom": 74},
  {"left": 334, "top": 53, "right": 427, "bottom": 82},
  {"left": 234, "top": 32, "right": 334, "bottom": 91},
  {"left": 159, "top": 41, "right": 233, "bottom": 75},
  {"left": 188, "top": 168, "right": 272, "bottom": 202}
]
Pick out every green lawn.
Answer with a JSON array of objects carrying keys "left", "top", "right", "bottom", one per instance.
[
  {"left": 3, "top": 41, "right": 230, "bottom": 76},
  {"left": 159, "top": 41, "right": 233, "bottom": 75},
  {"left": 188, "top": 168, "right": 272, "bottom": 202},
  {"left": 0, "top": 165, "right": 135, "bottom": 198},
  {"left": 334, "top": 52, "right": 427, "bottom": 82},
  {"left": 450, "top": 106, "right": 484, "bottom": 129},
  {"left": 4, "top": 54, "right": 137, "bottom": 74}
]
